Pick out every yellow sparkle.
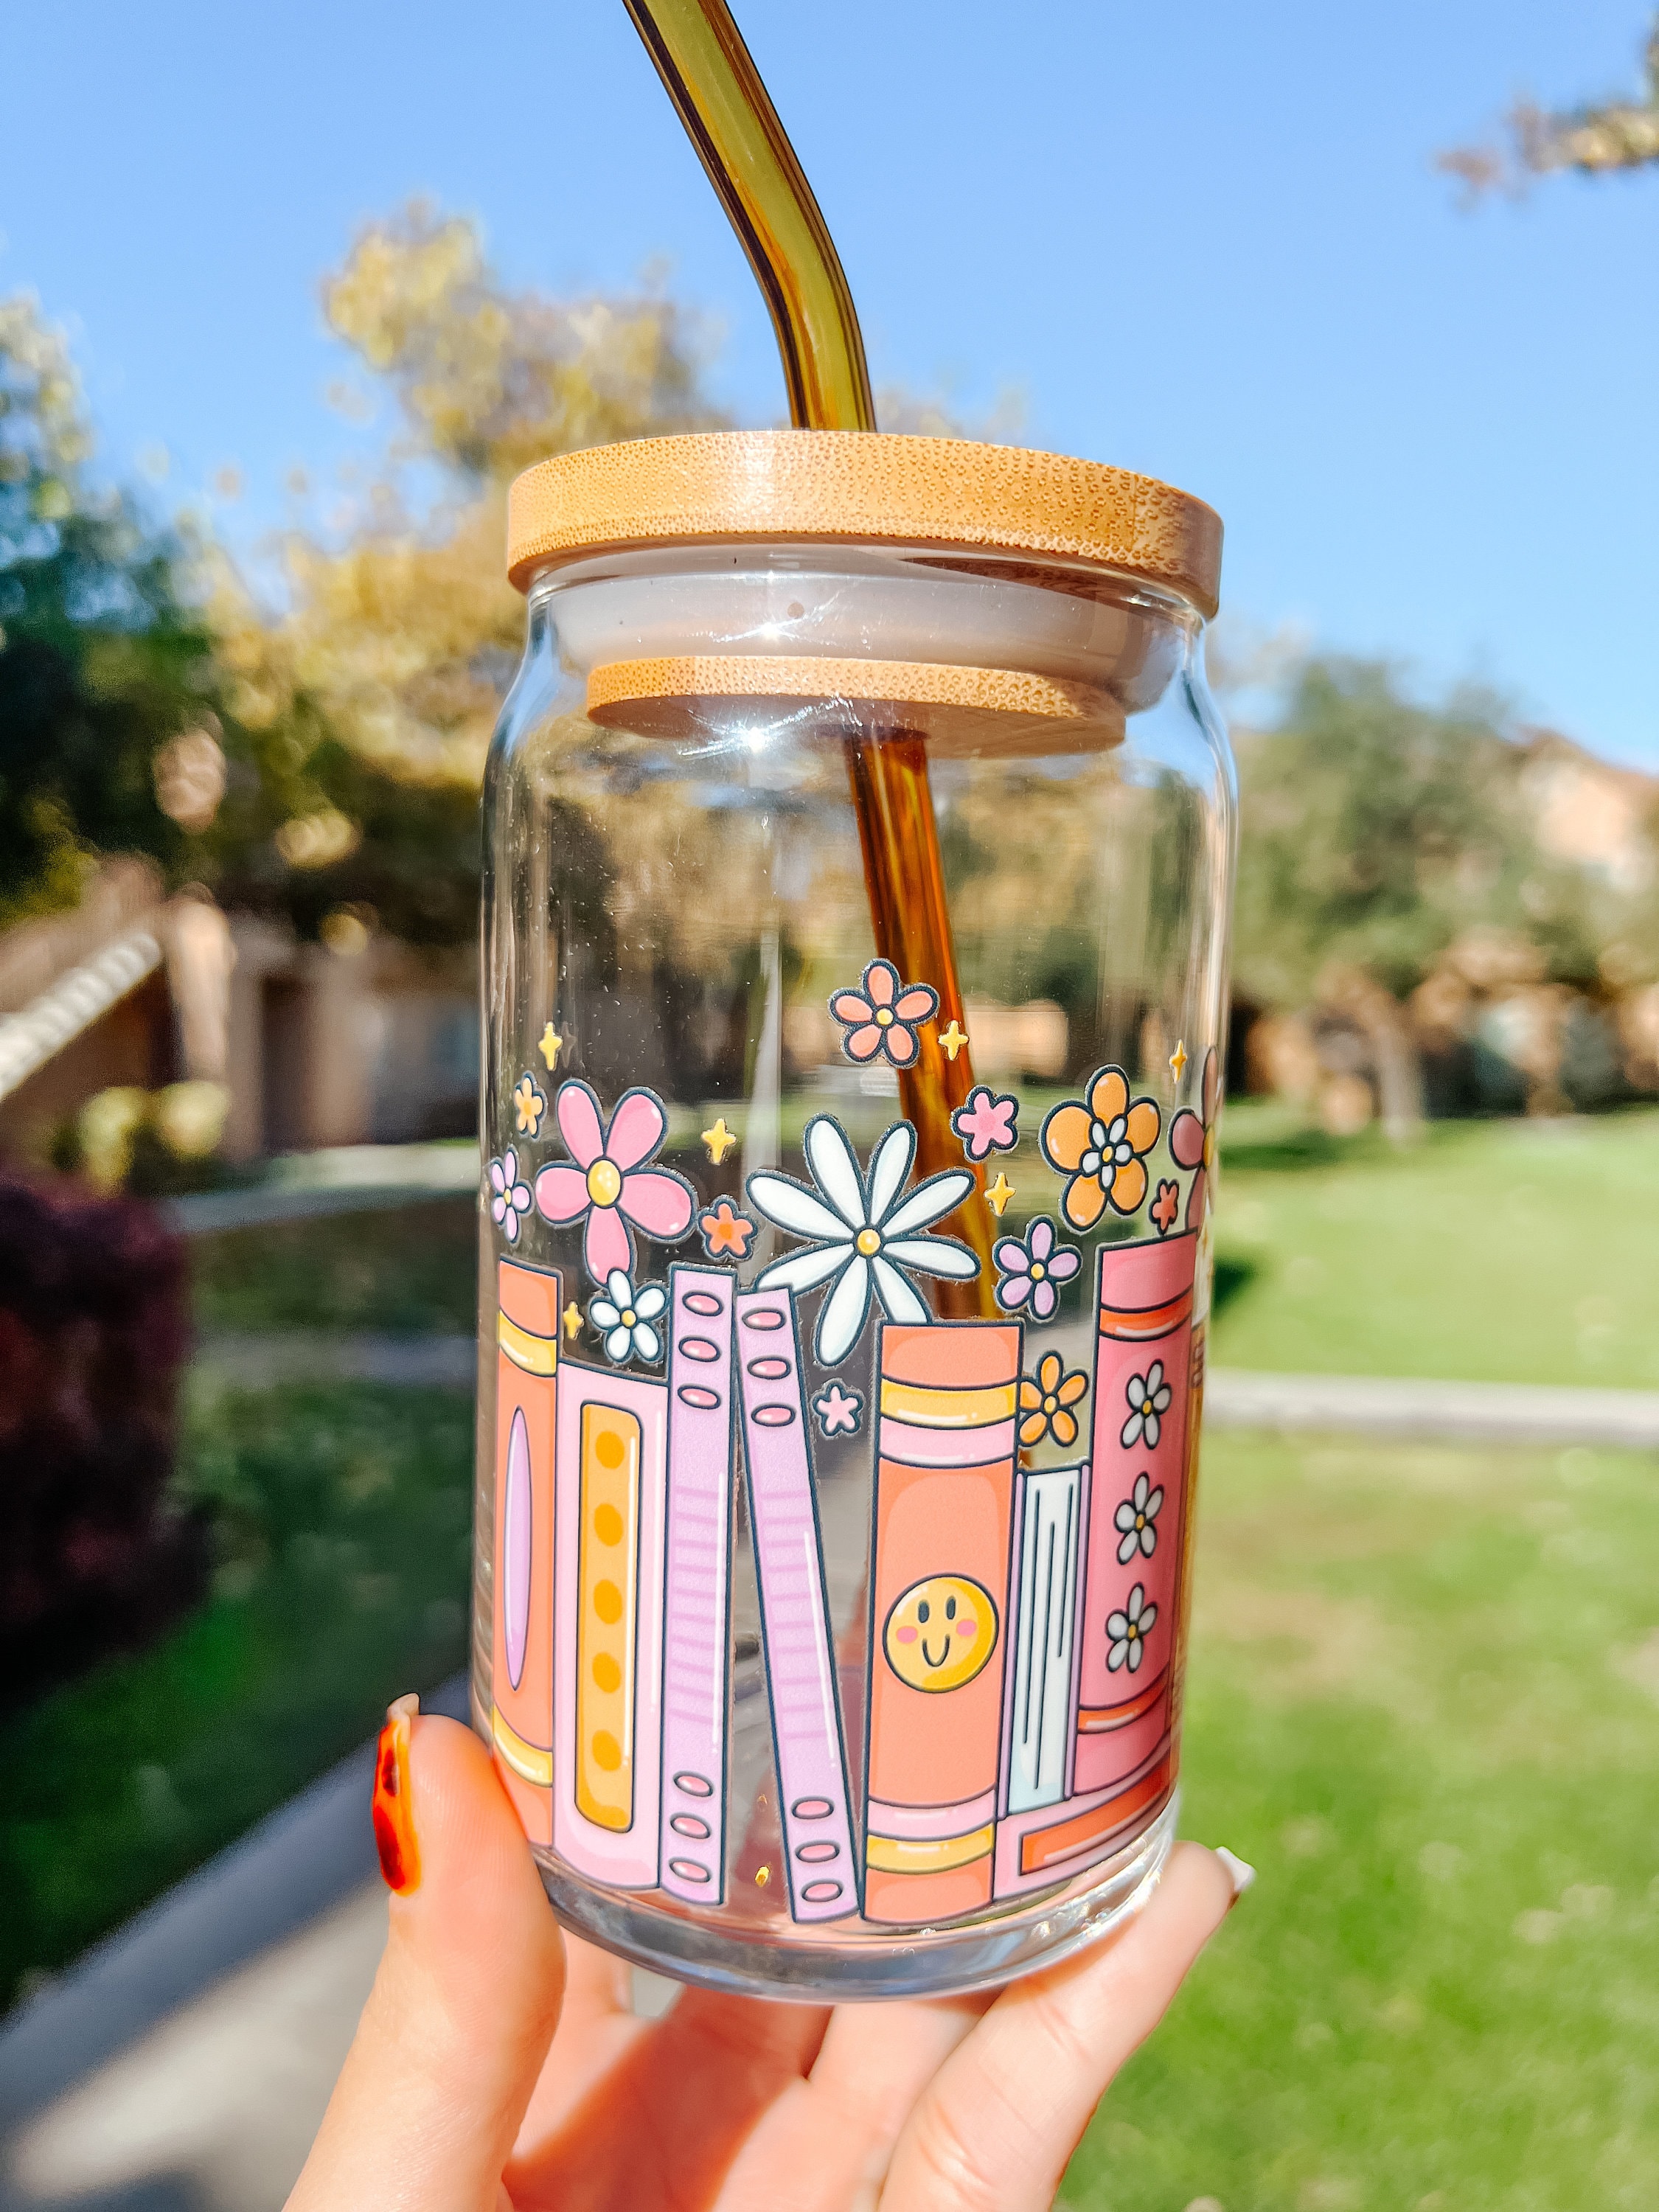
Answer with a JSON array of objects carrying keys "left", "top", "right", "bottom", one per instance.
[
  {"left": 985, "top": 1172, "right": 1015, "bottom": 1217},
  {"left": 562, "top": 1301, "right": 582, "bottom": 1342},
  {"left": 1168, "top": 1039, "right": 1189, "bottom": 1084},
  {"left": 538, "top": 1023, "right": 564, "bottom": 1071},
  {"left": 939, "top": 1018, "right": 969, "bottom": 1062},
  {"left": 754, "top": 1864, "right": 771, "bottom": 1887},
  {"left": 701, "top": 1116, "right": 737, "bottom": 1164}
]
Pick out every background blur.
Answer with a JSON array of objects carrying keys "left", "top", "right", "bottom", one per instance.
[{"left": 2, "top": 6, "right": 1658, "bottom": 2210}]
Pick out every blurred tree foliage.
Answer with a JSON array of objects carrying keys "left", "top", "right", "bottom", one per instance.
[
  {"left": 1231, "top": 659, "right": 1616, "bottom": 1009},
  {"left": 0, "top": 212, "right": 725, "bottom": 947},
  {"left": 1439, "top": 15, "right": 1659, "bottom": 196},
  {"left": 200, "top": 206, "right": 724, "bottom": 944},
  {"left": 0, "top": 297, "right": 220, "bottom": 928}
]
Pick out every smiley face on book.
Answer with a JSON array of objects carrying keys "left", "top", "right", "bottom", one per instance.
[{"left": 883, "top": 1573, "right": 998, "bottom": 1692}]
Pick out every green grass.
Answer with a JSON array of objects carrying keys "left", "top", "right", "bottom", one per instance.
[
  {"left": 1211, "top": 1104, "right": 1659, "bottom": 1388},
  {"left": 1073, "top": 1427, "right": 1659, "bottom": 2212},
  {"left": 190, "top": 1196, "right": 477, "bottom": 1336},
  {"left": 0, "top": 1384, "right": 473, "bottom": 2010}
]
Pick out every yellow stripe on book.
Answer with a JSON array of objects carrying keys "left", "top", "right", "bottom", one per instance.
[
  {"left": 878, "top": 1379, "right": 1017, "bottom": 1428},
  {"left": 498, "top": 1312, "right": 558, "bottom": 1376},
  {"left": 865, "top": 1822, "right": 994, "bottom": 1875},
  {"left": 493, "top": 1705, "right": 553, "bottom": 1787}
]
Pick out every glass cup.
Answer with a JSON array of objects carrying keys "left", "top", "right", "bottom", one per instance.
[{"left": 474, "top": 431, "right": 1234, "bottom": 1998}]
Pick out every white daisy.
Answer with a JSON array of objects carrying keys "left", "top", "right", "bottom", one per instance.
[
  {"left": 747, "top": 1116, "right": 978, "bottom": 1368},
  {"left": 587, "top": 1270, "right": 667, "bottom": 1366},
  {"left": 1106, "top": 1583, "right": 1158, "bottom": 1673},
  {"left": 1113, "top": 1472, "right": 1164, "bottom": 1564},
  {"left": 1120, "top": 1360, "right": 1173, "bottom": 1450}
]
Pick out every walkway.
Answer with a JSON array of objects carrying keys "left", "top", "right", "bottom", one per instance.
[{"left": 194, "top": 1329, "right": 1659, "bottom": 1450}]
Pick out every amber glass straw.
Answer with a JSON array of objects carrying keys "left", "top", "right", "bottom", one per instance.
[{"left": 623, "top": 0, "right": 995, "bottom": 1307}]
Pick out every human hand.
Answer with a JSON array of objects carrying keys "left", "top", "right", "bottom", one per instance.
[{"left": 287, "top": 1698, "right": 1249, "bottom": 2212}]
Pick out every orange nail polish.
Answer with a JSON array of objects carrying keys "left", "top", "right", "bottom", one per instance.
[{"left": 372, "top": 1694, "right": 421, "bottom": 1895}]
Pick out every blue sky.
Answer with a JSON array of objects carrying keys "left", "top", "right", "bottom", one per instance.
[{"left": 4, "top": 1, "right": 1657, "bottom": 762}]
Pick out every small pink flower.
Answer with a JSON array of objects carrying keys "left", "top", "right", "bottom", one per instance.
[
  {"left": 1150, "top": 1179, "right": 1181, "bottom": 1237},
  {"left": 813, "top": 1381, "right": 863, "bottom": 1438},
  {"left": 1169, "top": 1046, "right": 1220, "bottom": 1230},
  {"left": 829, "top": 959, "right": 938, "bottom": 1068},
  {"left": 951, "top": 1084, "right": 1019, "bottom": 1162},
  {"left": 533, "top": 1081, "right": 695, "bottom": 1286},
  {"left": 488, "top": 1150, "right": 532, "bottom": 1244}
]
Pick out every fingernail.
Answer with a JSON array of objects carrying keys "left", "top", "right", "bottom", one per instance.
[
  {"left": 372, "top": 1694, "right": 422, "bottom": 1895},
  {"left": 1216, "top": 1846, "right": 1256, "bottom": 1902}
]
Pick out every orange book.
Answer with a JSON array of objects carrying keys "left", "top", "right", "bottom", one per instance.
[
  {"left": 492, "top": 1259, "right": 562, "bottom": 1845},
  {"left": 863, "top": 1321, "right": 1020, "bottom": 1926}
]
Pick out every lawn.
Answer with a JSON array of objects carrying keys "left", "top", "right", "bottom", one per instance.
[
  {"left": 1077, "top": 1426, "right": 1659, "bottom": 2212},
  {"left": 7, "top": 1116, "right": 1659, "bottom": 2209},
  {"left": 0, "top": 1383, "right": 474, "bottom": 2010},
  {"left": 1210, "top": 1103, "right": 1659, "bottom": 1390},
  {"left": 189, "top": 1196, "right": 476, "bottom": 1337}
]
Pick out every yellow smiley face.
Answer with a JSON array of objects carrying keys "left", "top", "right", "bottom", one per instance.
[{"left": 883, "top": 1574, "right": 998, "bottom": 1693}]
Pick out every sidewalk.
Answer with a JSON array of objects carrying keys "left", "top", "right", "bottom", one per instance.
[
  {"left": 0, "top": 1680, "right": 470, "bottom": 2212},
  {"left": 192, "top": 1328, "right": 1659, "bottom": 1450}
]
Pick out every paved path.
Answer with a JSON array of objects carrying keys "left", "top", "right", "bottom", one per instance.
[
  {"left": 195, "top": 1330, "right": 1659, "bottom": 1450},
  {"left": 0, "top": 1679, "right": 678, "bottom": 2212},
  {"left": 1203, "top": 1366, "right": 1659, "bottom": 1449}
]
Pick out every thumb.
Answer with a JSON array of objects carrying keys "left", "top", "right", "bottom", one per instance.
[{"left": 288, "top": 1698, "right": 566, "bottom": 2212}]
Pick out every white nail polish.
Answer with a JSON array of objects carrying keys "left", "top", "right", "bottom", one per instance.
[{"left": 1217, "top": 1846, "right": 1256, "bottom": 1897}]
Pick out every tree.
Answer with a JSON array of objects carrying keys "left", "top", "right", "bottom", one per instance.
[
  {"left": 0, "top": 296, "right": 219, "bottom": 927},
  {"left": 1439, "top": 16, "right": 1659, "bottom": 197},
  {"left": 1230, "top": 658, "right": 1605, "bottom": 1012},
  {"left": 195, "top": 205, "right": 727, "bottom": 945}
]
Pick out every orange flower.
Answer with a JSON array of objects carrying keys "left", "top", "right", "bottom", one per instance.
[
  {"left": 1039, "top": 1066, "right": 1161, "bottom": 1230},
  {"left": 1018, "top": 1350, "right": 1089, "bottom": 1450},
  {"left": 698, "top": 1197, "right": 757, "bottom": 1261}
]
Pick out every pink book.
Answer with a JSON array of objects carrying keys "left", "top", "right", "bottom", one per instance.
[
  {"left": 658, "top": 1267, "right": 737, "bottom": 1904},
  {"left": 734, "top": 1286, "right": 858, "bottom": 1923},
  {"left": 1074, "top": 1230, "right": 1199, "bottom": 1798},
  {"left": 552, "top": 1362, "right": 668, "bottom": 1891}
]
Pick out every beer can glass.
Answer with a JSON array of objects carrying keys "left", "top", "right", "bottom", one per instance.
[{"left": 473, "top": 431, "right": 1233, "bottom": 1998}]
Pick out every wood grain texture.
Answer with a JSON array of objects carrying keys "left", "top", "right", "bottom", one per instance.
[{"left": 507, "top": 430, "right": 1222, "bottom": 616}]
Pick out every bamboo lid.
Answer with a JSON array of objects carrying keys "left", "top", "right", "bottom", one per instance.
[
  {"left": 507, "top": 431, "right": 1222, "bottom": 617},
  {"left": 585, "top": 653, "right": 1123, "bottom": 757}
]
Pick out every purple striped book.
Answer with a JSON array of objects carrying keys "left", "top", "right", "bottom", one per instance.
[
  {"left": 658, "top": 1267, "right": 737, "bottom": 1904},
  {"left": 734, "top": 1285, "right": 858, "bottom": 1923}
]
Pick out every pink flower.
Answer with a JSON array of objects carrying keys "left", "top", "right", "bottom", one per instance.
[
  {"left": 533, "top": 1081, "right": 695, "bottom": 1286},
  {"left": 829, "top": 959, "right": 938, "bottom": 1068},
  {"left": 1169, "top": 1046, "right": 1220, "bottom": 1230},
  {"left": 813, "top": 1381, "right": 863, "bottom": 1437},
  {"left": 950, "top": 1083, "right": 1019, "bottom": 1162},
  {"left": 1150, "top": 1179, "right": 1181, "bottom": 1237}
]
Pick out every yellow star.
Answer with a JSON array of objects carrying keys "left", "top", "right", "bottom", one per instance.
[
  {"left": 562, "top": 1301, "right": 582, "bottom": 1343},
  {"left": 939, "top": 1019, "right": 969, "bottom": 1062},
  {"left": 985, "top": 1172, "right": 1015, "bottom": 1217},
  {"left": 1168, "top": 1039, "right": 1189, "bottom": 1085},
  {"left": 702, "top": 1116, "right": 737, "bottom": 1164},
  {"left": 538, "top": 1023, "right": 564, "bottom": 1071}
]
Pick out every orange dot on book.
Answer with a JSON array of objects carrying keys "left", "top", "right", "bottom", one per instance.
[
  {"left": 592, "top": 1652, "right": 622, "bottom": 1691},
  {"left": 591, "top": 1730, "right": 622, "bottom": 1771},
  {"left": 595, "top": 1430, "right": 626, "bottom": 1469},
  {"left": 593, "top": 1503, "right": 624, "bottom": 1544},
  {"left": 593, "top": 1579, "right": 623, "bottom": 1624}
]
